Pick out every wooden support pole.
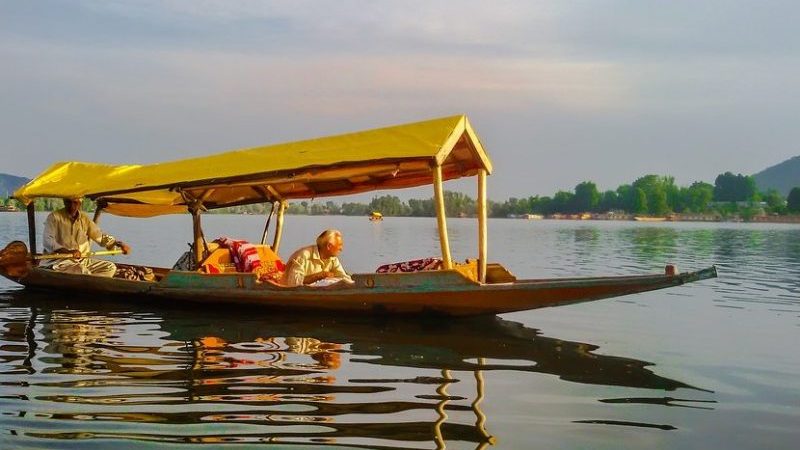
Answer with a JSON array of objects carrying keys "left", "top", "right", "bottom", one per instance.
[
  {"left": 433, "top": 165, "right": 452, "bottom": 269},
  {"left": 260, "top": 202, "right": 276, "bottom": 245},
  {"left": 26, "top": 203, "right": 36, "bottom": 257},
  {"left": 272, "top": 201, "right": 286, "bottom": 254},
  {"left": 477, "top": 169, "right": 488, "bottom": 283},
  {"left": 92, "top": 207, "right": 103, "bottom": 224},
  {"left": 191, "top": 208, "right": 204, "bottom": 266}
]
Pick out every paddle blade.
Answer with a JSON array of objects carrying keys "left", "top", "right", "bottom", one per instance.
[{"left": 0, "top": 241, "right": 31, "bottom": 279}]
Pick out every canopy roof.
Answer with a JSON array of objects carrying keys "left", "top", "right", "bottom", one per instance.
[{"left": 15, "top": 115, "right": 491, "bottom": 217}]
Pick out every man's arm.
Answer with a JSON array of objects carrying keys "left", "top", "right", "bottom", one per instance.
[
  {"left": 85, "top": 215, "right": 130, "bottom": 254},
  {"left": 283, "top": 259, "right": 307, "bottom": 287},
  {"left": 304, "top": 270, "right": 334, "bottom": 285},
  {"left": 330, "top": 258, "right": 353, "bottom": 282},
  {"left": 86, "top": 217, "right": 114, "bottom": 249},
  {"left": 285, "top": 259, "right": 332, "bottom": 286}
]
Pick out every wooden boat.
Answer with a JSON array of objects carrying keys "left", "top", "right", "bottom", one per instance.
[
  {"left": 369, "top": 211, "right": 383, "bottom": 221},
  {"left": 0, "top": 115, "right": 717, "bottom": 316}
]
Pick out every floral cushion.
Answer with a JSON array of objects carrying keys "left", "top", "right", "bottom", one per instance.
[{"left": 376, "top": 257, "right": 443, "bottom": 273}]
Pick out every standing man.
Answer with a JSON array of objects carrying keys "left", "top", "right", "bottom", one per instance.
[
  {"left": 42, "top": 197, "right": 130, "bottom": 277},
  {"left": 283, "top": 229, "right": 352, "bottom": 286}
]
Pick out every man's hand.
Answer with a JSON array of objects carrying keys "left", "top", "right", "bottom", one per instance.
[
  {"left": 116, "top": 241, "right": 131, "bottom": 255},
  {"left": 304, "top": 271, "right": 334, "bottom": 285},
  {"left": 55, "top": 248, "right": 81, "bottom": 259}
]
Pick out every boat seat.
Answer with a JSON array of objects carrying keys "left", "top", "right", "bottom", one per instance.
[
  {"left": 485, "top": 263, "right": 516, "bottom": 283},
  {"left": 200, "top": 245, "right": 283, "bottom": 275},
  {"left": 457, "top": 260, "right": 517, "bottom": 283}
]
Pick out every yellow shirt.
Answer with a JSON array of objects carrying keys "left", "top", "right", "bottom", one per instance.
[{"left": 283, "top": 244, "right": 351, "bottom": 287}]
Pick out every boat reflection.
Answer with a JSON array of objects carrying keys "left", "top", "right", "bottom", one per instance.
[{"left": 2, "top": 291, "right": 707, "bottom": 448}]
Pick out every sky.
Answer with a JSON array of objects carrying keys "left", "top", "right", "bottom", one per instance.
[{"left": 1, "top": 0, "right": 798, "bottom": 201}]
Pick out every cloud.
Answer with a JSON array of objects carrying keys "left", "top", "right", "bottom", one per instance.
[{"left": 1, "top": 1, "right": 799, "bottom": 197}]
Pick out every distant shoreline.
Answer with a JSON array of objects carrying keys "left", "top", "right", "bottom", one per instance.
[{"left": 3, "top": 209, "right": 800, "bottom": 224}]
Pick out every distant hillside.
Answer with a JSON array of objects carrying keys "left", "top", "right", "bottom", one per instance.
[
  {"left": 0, "top": 173, "right": 30, "bottom": 197},
  {"left": 753, "top": 156, "right": 800, "bottom": 197}
]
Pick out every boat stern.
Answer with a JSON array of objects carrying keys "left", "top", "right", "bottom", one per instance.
[{"left": 0, "top": 241, "right": 32, "bottom": 283}]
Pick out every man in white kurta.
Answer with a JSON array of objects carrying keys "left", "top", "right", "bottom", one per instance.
[
  {"left": 283, "top": 229, "right": 352, "bottom": 287},
  {"left": 42, "top": 198, "right": 130, "bottom": 277}
]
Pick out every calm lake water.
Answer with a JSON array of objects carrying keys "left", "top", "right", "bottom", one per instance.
[{"left": 1, "top": 212, "right": 798, "bottom": 449}]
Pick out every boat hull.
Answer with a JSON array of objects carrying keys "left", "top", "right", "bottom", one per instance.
[{"left": 3, "top": 265, "right": 717, "bottom": 316}]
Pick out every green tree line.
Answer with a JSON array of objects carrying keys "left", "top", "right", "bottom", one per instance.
[
  {"left": 4, "top": 172, "right": 800, "bottom": 217},
  {"left": 270, "top": 173, "right": 800, "bottom": 218}
]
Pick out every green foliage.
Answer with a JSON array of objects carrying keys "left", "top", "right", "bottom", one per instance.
[
  {"left": 714, "top": 172, "right": 758, "bottom": 202},
  {"left": 9, "top": 173, "right": 792, "bottom": 220},
  {"left": 616, "top": 185, "right": 637, "bottom": 212},
  {"left": 788, "top": 187, "right": 800, "bottom": 212},
  {"left": 408, "top": 198, "right": 435, "bottom": 216},
  {"left": 325, "top": 201, "right": 341, "bottom": 215},
  {"left": 531, "top": 196, "right": 551, "bottom": 214},
  {"left": 573, "top": 182, "right": 600, "bottom": 212},
  {"left": 683, "top": 182, "right": 714, "bottom": 213},
  {"left": 762, "top": 189, "right": 785, "bottom": 213},
  {"left": 369, "top": 195, "right": 409, "bottom": 216},
  {"left": 341, "top": 202, "right": 370, "bottom": 216},
  {"left": 598, "top": 190, "right": 618, "bottom": 212},
  {"left": 633, "top": 188, "right": 648, "bottom": 214},
  {"left": 443, "top": 191, "right": 475, "bottom": 217},
  {"left": 552, "top": 191, "right": 575, "bottom": 214},
  {"left": 632, "top": 175, "right": 673, "bottom": 215}
]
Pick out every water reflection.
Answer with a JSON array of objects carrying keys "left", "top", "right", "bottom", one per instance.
[
  {"left": 619, "top": 227, "right": 679, "bottom": 261},
  {"left": 1, "top": 291, "right": 709, "bottom": 448}
]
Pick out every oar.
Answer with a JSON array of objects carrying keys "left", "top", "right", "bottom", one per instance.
[{"left": 34, "top": 249, "right": 124, "bottom": 260}]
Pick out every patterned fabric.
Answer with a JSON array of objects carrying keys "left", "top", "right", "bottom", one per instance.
[
  {"left": 51, "top": 258, "right": 117, "bottom": 277},
  {"left": 376, "top": 257, "right": 443, "bottom": 273},
  {"left": 257, "top": 258, "right": 286, "bottom": 283},
  {"left": 216, "top": 237, "right": 262, "bottom": 273},
  {"left": 214, "top": 237, "right": 285, "bottom": 283},
  {"left": 172, "top": 250, "right": 196, "bottom": 271},
  {"left": 115, "top": 265, "right": 155, "bottom": 281}
]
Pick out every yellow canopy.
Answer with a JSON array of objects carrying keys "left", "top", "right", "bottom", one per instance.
[{"left": 15, "top": 115, "right": 491, "bottom": 217}]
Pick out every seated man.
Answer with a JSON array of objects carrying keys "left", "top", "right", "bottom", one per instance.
[
  {"left": 42, "top": 197, "right": 131, "bottom": 277},
  {"left": 283, "top": 229, "right": 353, "bottom": 286}
]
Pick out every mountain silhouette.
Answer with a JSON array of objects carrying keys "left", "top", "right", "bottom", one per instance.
[
  {"left": 753, "top": 156, "right": 800, "bottom": 196},
  {"left": 0, "top": 173, "right": 30, "bottom": 198}
]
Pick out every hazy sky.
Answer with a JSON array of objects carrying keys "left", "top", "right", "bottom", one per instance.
[{"left": 1, "top": 0, "right": 798, "bottom": 200}]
